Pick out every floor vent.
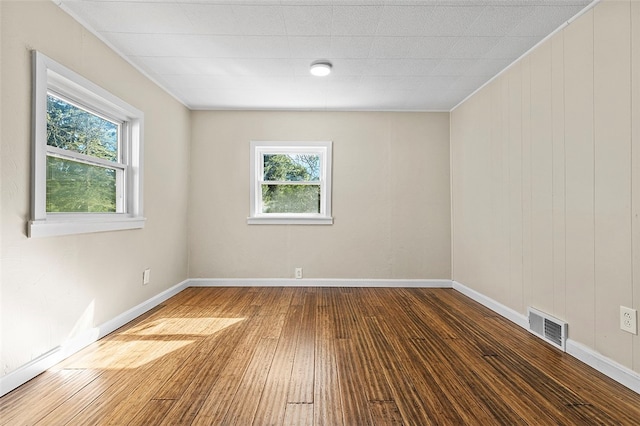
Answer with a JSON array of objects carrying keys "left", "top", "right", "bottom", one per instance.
[{"left": 527, "top": 307, "right": 567, "bottom": 351}]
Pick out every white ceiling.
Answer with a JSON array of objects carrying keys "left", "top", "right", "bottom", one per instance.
[{"left": 56, "top": 0, "right": 594, "bottom": 111}]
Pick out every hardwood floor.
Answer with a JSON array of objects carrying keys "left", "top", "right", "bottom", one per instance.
[{"left": 2, "top": 287, "right": 640, "bottom": 425}]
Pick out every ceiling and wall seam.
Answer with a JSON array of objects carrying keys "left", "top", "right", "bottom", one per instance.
[{"left": 451, "top": 0, "right": 601, "bottom": 112}]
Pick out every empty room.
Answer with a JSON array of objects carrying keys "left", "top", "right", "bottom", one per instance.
[{"left": 1, "top": 0, "right": 640, "bottom": 424}]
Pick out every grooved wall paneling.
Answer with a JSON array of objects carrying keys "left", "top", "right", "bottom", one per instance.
[
  {"left": 451, "top": 0, "right": 639, "bottom": 373},
  {"left": 593, "top": 0, "right": 632, "bottom": 366}
]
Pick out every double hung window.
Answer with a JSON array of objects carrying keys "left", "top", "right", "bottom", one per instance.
[
  {"left": 249, "top": 141, "right": 333, "bottom": 225},
  {"left": 30, "top": 52, "right": 144, "bottom": 237}
]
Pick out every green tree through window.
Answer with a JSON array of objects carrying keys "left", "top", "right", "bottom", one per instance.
[
  {"left": 46, "top": 94, "right": 119, "bottom": 212},
  {"left": 262, "top": 154, "right": 321, "bottom": 213}
]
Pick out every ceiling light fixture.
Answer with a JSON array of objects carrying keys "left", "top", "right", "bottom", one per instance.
[{"left": 310, "top": 60, "right": 332, "bottom": 77}]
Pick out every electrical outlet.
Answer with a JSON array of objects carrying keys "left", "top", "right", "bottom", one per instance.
[
  {"left": 295, "top": 267, "right": 303, "bottom": 279},
  {"left": 143, "top": 268, "right": 151, "bottom": 285},
  {"left": 620, "top": 306, "right": 637, "bottom": 334}
]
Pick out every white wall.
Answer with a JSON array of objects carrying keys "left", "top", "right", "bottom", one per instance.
[
  {"left": 0, "top": 1, "right": 190, "bottom": 377},
  {"left": 451, "top": 0, "right": 640, "bottom": 374},
  {"left": 188, "top": 111, "right": 451, "bottom": 280}
]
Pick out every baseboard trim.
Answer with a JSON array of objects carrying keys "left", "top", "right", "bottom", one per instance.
[
  {"left": 452, "top": 280, "right": 640, "bottom": 395},
  {"left": 188, "top": 278, "right": 453, "bottom": 288},
  {"left": 0, "top": 346, "right": 66, "bottom": 398},
  {"left": 97, "top": 279, "right": 190, "bottom": 340},
  {"left": 452, "top": 281, "right": 529, "bottom": 329},
  {"left": 566, "top": 339, "right": 640, "bottom": 394},
  {"left": 0, "top": 279, "right": 190, "bottom": 397}
]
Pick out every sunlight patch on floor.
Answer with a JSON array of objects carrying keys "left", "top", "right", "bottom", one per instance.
[
  {"left": 54, "top": 317, "right": 244, "bottom": 370},
  {"left": 123, "top": 317, "right": 244, "bottom": 336}
]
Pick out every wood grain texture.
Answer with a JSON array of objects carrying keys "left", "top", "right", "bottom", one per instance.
[{"left": 2, "top": 287, "right": 640, "bottom": 425}]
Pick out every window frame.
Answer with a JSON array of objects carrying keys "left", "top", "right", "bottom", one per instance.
[
  {"left": 248, "top": 141, "right": 333, "bottom": 225},
  {"left": 29, "top": 51, "right": 145, "bottom": 238}
]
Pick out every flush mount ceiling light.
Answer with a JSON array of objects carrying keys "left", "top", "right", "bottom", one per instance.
[{"left": 310, "top": 60, "right": 332, "bottom": 77}]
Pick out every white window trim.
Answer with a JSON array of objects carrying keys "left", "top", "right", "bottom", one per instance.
[
  {"left": 29, "top": 51, "right": 145, "bottom": 238},
  {"left": 248, "top": 141, "right": 333, "bottom": 225}
]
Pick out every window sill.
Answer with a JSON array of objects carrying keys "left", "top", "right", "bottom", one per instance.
[
  {"left": 247, "top": 215, "right": 333, "bottom": 225},
  {"left": 28, "top": 216, "right": 146, "bottom": 238}
]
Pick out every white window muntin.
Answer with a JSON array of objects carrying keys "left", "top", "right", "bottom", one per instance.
[
  {"left": 249, "top": 141, "right": 333, "bottom": 225},
  {"left": 30, "top": 51, "right": 145, "bottom": 237}
]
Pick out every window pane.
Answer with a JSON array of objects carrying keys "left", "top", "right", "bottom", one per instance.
[
  {"left": 46, "top": 156, "right": 117, "bottom": 213},
  {"left": 262, "top": 184, "right": 320, "bottom": 213},
  {"left": 263, "top": 154, "right": 320, "bottom": 182},
  {"left": 47, "top": 94, "right": 119, "bottom": 162}
]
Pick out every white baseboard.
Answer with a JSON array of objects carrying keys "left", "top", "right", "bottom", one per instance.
[
  {"left": 0, "top": 346, "right": 66, "bottom": 398},
  {"left": 97, "top": 279, "right": 190, "bottom": 340},
  {"left": 452, "top": 281, "right": 529, "bottom": 329},
  {"left": 188, "top": 278, "right": 453, "bottom": 288},
  {"left": 0, "top": 279, "right": 190, "bottom": 397},
  {"left": 452, "top": 280, "right": 640, "bottom": 395},
  {"left": 566, "top": 339, "right": 640, "bottom": 395}
]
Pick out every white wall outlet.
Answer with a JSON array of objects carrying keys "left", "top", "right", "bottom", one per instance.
[
  {"left": 295, "top": 267, "right": 303, "bottom": 279},
  {"left": 620, "top": 306, "right": 637, "bottom": 334},
  {"left": 143, "top": 268, "right": 151, "bottom": 285}
]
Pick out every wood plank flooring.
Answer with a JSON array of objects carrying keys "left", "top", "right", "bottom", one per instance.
[{"left": 2, "top": 287, "right": 640, "bottom": 425}]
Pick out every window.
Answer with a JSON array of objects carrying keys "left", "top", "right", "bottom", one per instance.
[
  {"left": 249, "top": 141, "right": 333, "bottom": 225},
  {"left": 29, "top": 51, "right": 145, "bottom": 238}
]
